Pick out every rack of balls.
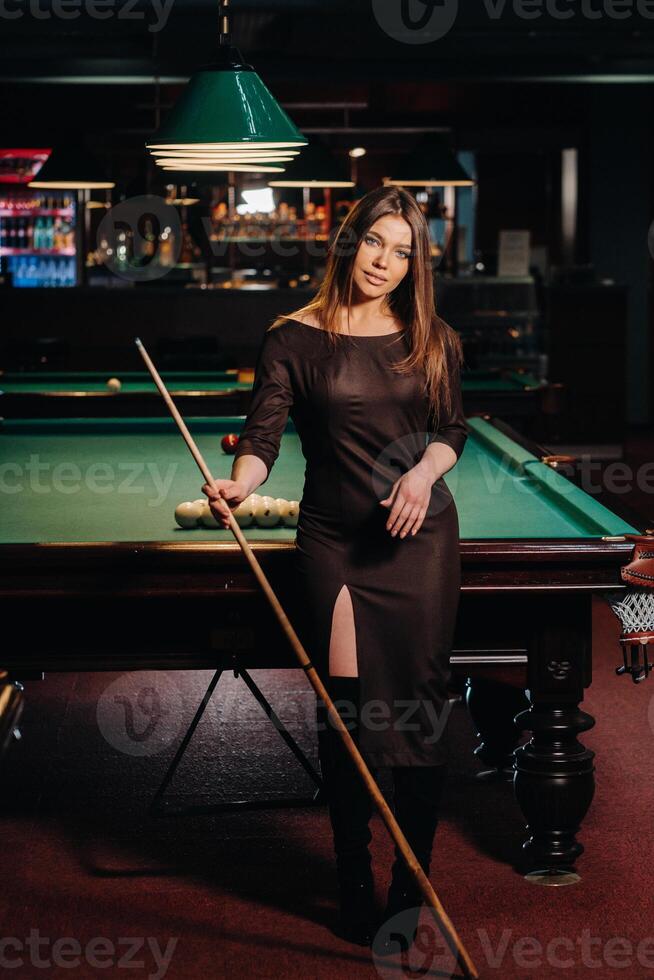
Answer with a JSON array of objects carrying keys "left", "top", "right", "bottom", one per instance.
[{"left": 175, "top": 495, "right": 299, "bottom": 529}]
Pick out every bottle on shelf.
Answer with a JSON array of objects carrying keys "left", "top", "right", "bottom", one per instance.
[
  {"left": 210, "top": 201, "right": 227, "bottom": 241},
  {"left": 59, "top": 214, "right": 72, "bottom": 250},
  {"left": 26, "top": 257, "right": 38, "bottom": 283},
  {"left": 315, "top": 205, "right": 328, "bottom": 237},
  {"left": 158, "top": 224, "right": 176, "bottom": 267},
  {"left": 277, "top": 202, "right": 290, "bottom": 239},
  {"left": 179, "top": 222, "right": 201, "bottom": 264},
  {"left": 52, "top": 218, "right": 63, "bottom": 250}
]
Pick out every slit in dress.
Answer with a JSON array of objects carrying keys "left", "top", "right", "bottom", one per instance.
[{"left": 328, "top": 583, "right": 359, "bottom": 678}]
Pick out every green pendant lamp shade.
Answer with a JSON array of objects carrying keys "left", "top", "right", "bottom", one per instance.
[
  {"left": 147, "top": 37, "right": 307, "bottom": 172},
  {"left": 29, "top": 147, "right": 115, "bottom": 190},
  {"left": 268, "top": 138, "right": 354, "bottom": 188},
  {"left": 148, "top": 55, "right": 305, "bottom": 147},
  {"left": 385, "top": 134, "right": 474, "bottom": 187}
]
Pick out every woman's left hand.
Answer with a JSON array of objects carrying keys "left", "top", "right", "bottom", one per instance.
[{"left": 379, "top": 465, "right": 435, "bottom": 538}]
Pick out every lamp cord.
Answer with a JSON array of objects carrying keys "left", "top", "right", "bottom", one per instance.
[{"left": 219, "top": 0, "right": 231, "bottom": 46}]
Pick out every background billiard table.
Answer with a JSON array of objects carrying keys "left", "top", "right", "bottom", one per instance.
[
  {"left": 0, "top": 370, "right": 253, "bottom": 418},
  {"left": 0, "top": 367, "right": 560, "bottom": 438}
]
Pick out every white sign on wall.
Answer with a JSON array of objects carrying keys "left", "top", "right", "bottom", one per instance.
[{"left": 498, "top": 230, "right": 531, "bottom": 277}]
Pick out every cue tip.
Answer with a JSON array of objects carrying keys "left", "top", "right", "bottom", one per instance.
[{"left": 135, "top": 337, "right": 142, "bottom": 347}]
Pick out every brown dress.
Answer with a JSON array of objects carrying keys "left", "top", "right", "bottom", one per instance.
[{"left": 233, "top": 319, "right": 469, "bottom": 767}]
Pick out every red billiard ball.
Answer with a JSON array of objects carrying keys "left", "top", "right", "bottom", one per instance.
[{"left": 221, "top": 433, "right": 239, "bottom": 454}]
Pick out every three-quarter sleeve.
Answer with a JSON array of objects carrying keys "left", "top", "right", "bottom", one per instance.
[
  {"left": 426, "top": 343, "right": 469, "bottom": 460},
  {"left": 232, "top": 328, "right": 294, "bottom": 484}
]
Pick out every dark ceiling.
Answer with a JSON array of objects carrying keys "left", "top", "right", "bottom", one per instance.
[
  {"left": 1, "top": 0, "right": 652, "bottom": 186},
  {"left": 2, "top": 0, "right": 654, "bottom": 84}
]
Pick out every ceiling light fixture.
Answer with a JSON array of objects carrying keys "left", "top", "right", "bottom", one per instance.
[{"left": 146, "top": 0, "right": 307, "bottom": 170}]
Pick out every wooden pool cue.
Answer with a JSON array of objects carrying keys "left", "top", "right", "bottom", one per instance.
[{"left": 135, "top": 337, "right": 478, "bottom": 980}]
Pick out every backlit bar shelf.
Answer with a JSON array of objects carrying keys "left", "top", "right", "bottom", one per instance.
[
  {"left": 0, "top": 247, "right": 76, "bottom": 257},
  {"left": 0, "top": 208, "right": 74, "bottom": 218}
]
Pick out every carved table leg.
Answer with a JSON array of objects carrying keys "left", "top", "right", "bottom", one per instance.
[
  {"left": 514, "top": 699, "right": 595, "bottom": 879},
  {"left": 514, "top": 596, "right": 595, "bottom": 882}
]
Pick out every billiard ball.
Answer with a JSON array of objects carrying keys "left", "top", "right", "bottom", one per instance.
[
  {"left": 253, "top": 495, "right": 280, "bottom": 527},
  {"left": 221, "top": 434, "right": 239, "bottom": 455},
  {"left": 199, "top": 500, "right": 220, "bottom": 528},
  {"left": 276, "top": 499, "right": 299, "bottom": 527},
  {"left": 106, "top": 377, "right": 122, "bottom": 392},
  {"left": 233, "top": 497, "right": 256, "bottom": 528},
  {"left": 175, "top": 501, "right": 202, "bottom": 528},
  {"left": 274, "top": 498, "right": 292, "bottom": 523},
  {"left": 247, "top": 493, "right": 263, "bottom": 515}
]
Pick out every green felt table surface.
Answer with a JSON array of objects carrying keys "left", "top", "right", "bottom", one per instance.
[
  {"left": 461, "top": 371, "right": 542, "bottom": 391},
  {"left": 0, "top": 416, "right": 638, "bottom": 544},
  {"left": 0, "top": 371, "right": 250, "bottom": 395}
]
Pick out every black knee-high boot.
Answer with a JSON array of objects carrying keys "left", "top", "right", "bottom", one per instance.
[
  {"left": 380, "top": 764, "right": 448, "bottom": 945},
  {"left": 317, "top": 676, "right": 375, "bottom": 946}
]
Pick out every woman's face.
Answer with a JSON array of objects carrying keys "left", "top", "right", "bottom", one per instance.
[{"left": 353, "top": 213, "right": 413, "bottom": 301}]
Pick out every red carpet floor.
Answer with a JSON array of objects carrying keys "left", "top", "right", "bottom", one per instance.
[{"left": 2, "top": 597, "right": 654, "bottom": 979}]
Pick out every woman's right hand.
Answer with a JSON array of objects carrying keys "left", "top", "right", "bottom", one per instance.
[{"left": 201, "top": 479, "right": 251, "bottom": 529}]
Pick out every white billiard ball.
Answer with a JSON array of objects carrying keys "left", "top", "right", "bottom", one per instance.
[
  {"left": 275, "top": 498, "right": 298, "bottom": 527},
  {"left": 253, "top": 495, "right": 280, "bottom": 527},
  {"left": 106, "top": 377, "right": 122, "bottom": 392},
  {"left": 199, "top": 500, "right": 221, "bottom": 528},
  {"left": 279, "top": 499, "right": 299, "bottom": 527},
  {"left": 187, "top": 499, "right": 205, "bottom": 519},
  {"left": 233, "top": 497, "right": 256, "bottom": 528},
  {"left": 175, "top": 501, "right": 202, "bottom": 528}
]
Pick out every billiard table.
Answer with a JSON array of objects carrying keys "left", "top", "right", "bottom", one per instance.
[
  {"left": 0, "top": 368, "right": 557, "bottom": 435},
  {"left": 0, "top": 413, "right": 642, "bottom": 878},
  {"left": 462, "top": 369, "right": 562, "bottom": 437},
  {"left": 0, "top": 370, "right": 252, "bottom": 418}
]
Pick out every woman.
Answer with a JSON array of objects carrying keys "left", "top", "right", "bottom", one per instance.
[{"left": 203, "top": 185, "right": 468, "bottom": 947}]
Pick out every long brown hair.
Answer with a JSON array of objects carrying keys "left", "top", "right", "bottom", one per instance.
[{"left": 270, "top": 185, "right": 463, "bottom": 425}]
